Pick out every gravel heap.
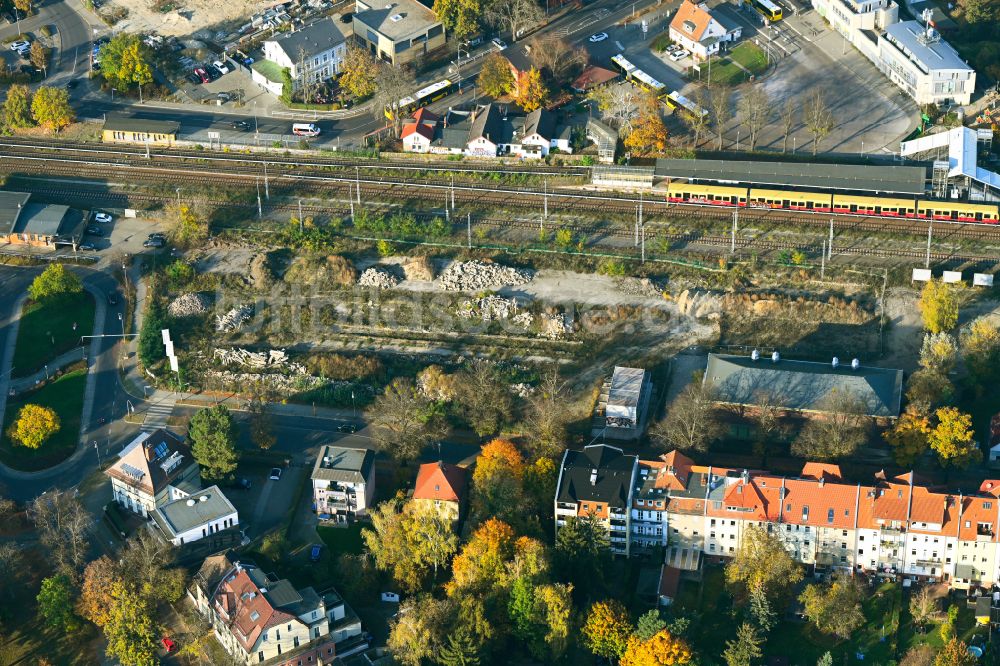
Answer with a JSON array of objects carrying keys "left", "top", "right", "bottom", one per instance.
[
  {"left": 457, "top": 295, "right": 520, "bottom": 322},
  {"left": 617, "top": 277, "right": 666, "bottom": 298},
  {"left": 540, "top": 313, "right": 571, "bottom": 339},
  {"left": 358, "top": 267, "right": 401, "bottom": 289},
  {"left": 439, "top": 260, "right": 532, "bottom": 292},
  {"left": 168, "top": 292, "right": 211, "bottom": 318},
  {"left": 216, "top": 304, "right": 254, "bottom": 332}
]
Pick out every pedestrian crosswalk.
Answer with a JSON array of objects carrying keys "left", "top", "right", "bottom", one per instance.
[{"left": 142, "top": 399, "right": 176, "bottom": 431}]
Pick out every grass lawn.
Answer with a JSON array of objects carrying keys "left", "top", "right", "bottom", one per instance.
[
  {"left": 318, "top": 523, "right": 365, "bottom": 557},
  {"left": 898, "top": 587, "right": 979, "bottom": 655},
  {"left": 12, "top": 295, "right": 94, "bottom": 378},
  {"left": 730, "top": 42, "right": 769, "bottom": 75},
  {"left": 0, "top": 368, "right": 86, "bottom": 471}
]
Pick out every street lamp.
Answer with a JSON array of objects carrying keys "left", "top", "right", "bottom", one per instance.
[
  {"left": 175, "top": 187, "right": 182, "bottom": 206},
  {"left": 111, "top": 87, "right": 117, "bottom": 102}
]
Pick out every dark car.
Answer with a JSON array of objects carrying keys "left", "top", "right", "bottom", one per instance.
[
  {"left": 148, "top": 232, "right": 166, "bottom": 240},
  {"left": 85, "top": 225, "right": 102, "bottom": 236},
  {"left": 107, "top": 292, "right": 119, "bottom": 306},
  {"left": 143, "top": 238, "right": 165, "bottom": 248},
  {"left": 66, "top": 79, "right": 78, "bottom": 89},
  {"left": 337, "top": 423, "right": 358, "bottom": 433},
  {"left": 186, "top": 72, "right": 201, "bottom": 85},
  {"left": 340, "top": 11, "right": 353, "bottom": 22},
  {"left": 310, "top": 544, "right": 322, "bottom": 562},
  {"left": 231, "top": 119, "right": 251, "bottom": 131}
]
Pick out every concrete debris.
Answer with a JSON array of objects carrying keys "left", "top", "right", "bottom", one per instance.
[
  {"left": 206, "top": 370, "right": 327, "bottom": 393},
  {"left": 168, "top": 292, "right": 212, "bottom": 317},
  {"left": 540, "top": 312, "right": 571, "bottom": 339},
  {"left": 511, "top": 383, "right": 535, "bottom": 398},
  {"left": 214, "top": 347, "right": 307, "bottom": 373},
  {"left": 457, "top": 295, "right": 520, "bottom": 322},
  {"left": 358, "top": 267, "right": 401, "bottom": 289},
  {"left": 216, "top": 304, "right": 254, "bottom": 331},
  {"left": 512, "top": 312, "right": 534, "bottom": 328},
  {"left": 438, "top": 260, "right": 532, "bottom": 292},
  {"left": 675, "top": 289, "right": 722, "bottom": 319},
  {"left": 617, "top": 277, "right": 666, "bottom": 298}
]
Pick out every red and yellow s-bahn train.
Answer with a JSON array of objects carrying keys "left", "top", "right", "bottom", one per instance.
[{"left": 665, "top": 182, "right": 1000, "bottom": 224}]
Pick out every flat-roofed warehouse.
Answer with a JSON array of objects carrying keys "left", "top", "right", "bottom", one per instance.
[
  {"left": 0, "top": 191, "right": 85, "bottom": 248},
  {"left": 655, "top": 158, "right": 928, "bottom": 195}
]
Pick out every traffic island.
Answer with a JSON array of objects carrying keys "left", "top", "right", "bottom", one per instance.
[
  {"left": 11, "top": 293, "right": 94, "bottom": 379},
  {"left": 0, "top": 366, "right": 86, "bottom": 471}
]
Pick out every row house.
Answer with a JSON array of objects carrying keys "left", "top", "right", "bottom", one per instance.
[{"left": 556, "top": 446, "right": 1000, "bottom": 588}]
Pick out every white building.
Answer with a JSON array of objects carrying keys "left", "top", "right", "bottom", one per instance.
[
  {"left": 668, "top": 0, "right": 742, "bottom": 61},
  {"left": 151, "top": 485, "right": 239, "bottom": 546},
  {"left": 254, "top": 17, "right": 348, "bottom": 96},
  {"left": 105, "top": 430, "right": 201, "bottom": 518},
  {"left": 311, "top": 446, "right": 376, "bottom": 522},
  {"left": 877, "top": 21, "right": 975, "bottom": 106}
]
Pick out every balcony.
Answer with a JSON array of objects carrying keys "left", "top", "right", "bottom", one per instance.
[
  {"left": 915, "top": 559, "right": 942, "bottom": 568},
  {"left": 880, "top": 526, "right": 904, "bottom": 536}
]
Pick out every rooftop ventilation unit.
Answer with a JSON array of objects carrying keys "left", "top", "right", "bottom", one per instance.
[
  {"left": 186, "top": 499, "right": 196, "bottom": 507},
  {"left": 771, "top": 351, "right": 780, "bottom": 363},
  {"left": 589, "top": 469, "right": 598, "bottom": 485},
  {"left": 751, "top": 349, "right": 760, "bottom": 361},
  {"left": 200, "top": 495, "right": 209, "bottom": 502},
  {"left": 851, "top": 358, "right": 860, "bottom": 370},
  {"left": 390, "top": 13, "right": 403, "bottom": 21},
  {"left": 832, "top": 356, "right": 839, "bottom": 368}
]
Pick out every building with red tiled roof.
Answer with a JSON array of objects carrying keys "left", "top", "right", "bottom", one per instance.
[
  {"left": 211, "top": 564, "right": 366, "bottom": 665},
  {"left": 412, "top": 461, "right": 467, "bottom": 523},
  {"left": 668, "top": 0, "right": 743, "bottom": 61},
  {"left": 571, "top": 65, "right": 619, "bottom": 92},
  {"left": 401, "top": 107, "right": 440, "bottom": 153}
]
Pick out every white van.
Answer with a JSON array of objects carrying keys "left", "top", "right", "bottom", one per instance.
[{"left": 292, "top": 123, "right": 321, "bottom": 137}]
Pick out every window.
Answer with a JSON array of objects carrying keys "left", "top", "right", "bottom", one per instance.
[
  {"left": 841, "top": 542, "right": 847, "bottom": 549},
  {"left": 428, "top": 24, "right": 443, "bottom": 38},
  {"left": 985, "top": 502, "right": 992, "bottom": 510},
  {"left": 710, "top": 519, "right": 715, "bottom": 526},
  {"left": 859, "top": 535, "right": 865, "bottom": 541},
  {"left": 912, "top": 550, "right": 917, "bottom": 556},
  {"left": 294, "top": 637, "right": 300, "bottom": 648},
  {"left": 276, "top": 629, "right": 281, "bottom": 640},
  {"left": 314, "top": 627, "right": 320, "bottom": 638},
  {"left": 729, "top": 547, "right": 734, "bottom": 553},
  {"left": 827, "top": 509, "right": 835, "bottom": 524},
  {"left": 842, "top": 530, "right": 848, "bottom": 536},
  {"left": 311, "top": 610, "right": 318, "bottom": 620},
  {"left": 709, "top": 543, "right": 716, "bottom": 552},
  {"left": 263, "top": 632, "right": 268, "bottom": 642},
  {"left": 259, "top": 652, "right": 265, "bottom": 663}
]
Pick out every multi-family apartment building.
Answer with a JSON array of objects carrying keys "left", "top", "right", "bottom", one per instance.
[
  {"left": 555, "top": 446, "right": 1000, "bottom": 588},
  {"left": 311, "top": 446, "right": 375, "bottom": 523}
]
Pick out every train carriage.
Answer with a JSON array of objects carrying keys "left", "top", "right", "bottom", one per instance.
[
  {"left": 832, "top": 194, "right": 916, "bottom": 217},
  {"left": 666, "top": 182, "right": 747, "bottom": 206},
  {"left": 747, "top": 188, "right": 833, "bottom": 212},
  {"left": 916, "top": 201, "right": 1000, "bottom": 223}
]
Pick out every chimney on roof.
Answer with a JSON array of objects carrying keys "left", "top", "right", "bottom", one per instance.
[
  {"left": 144, "top": 443, "right": 155, "bottom": 461},
  {"left": 818, "top": 477, "right": 825, "bottom": 487},
  {"left": 741, "top": 469, "right": 749, "bottom": 483},
  {"left": 590, "top": 469, "right": 598, "bottom": 485}
]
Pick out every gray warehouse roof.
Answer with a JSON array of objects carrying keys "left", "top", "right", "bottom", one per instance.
[
  {"left": 15, "top": 203, "right": 71, "bottom": 236},
  {"left": 312, "top": 445, "right": 375, "bottom": 484},
  {"left": 269, "top": 17, "right": 347, "bottom": 61},
  {"left": 152, "top": 485, "right": 237, "bottom": 537},
  {"left": 0, "top": 191, "right": 31, "bottom": 235},
  {"left": 655, "top": 158, "right": 928, "bottom": 195},
  {"left": 884, "top": 21, "right": 971, "bottom": 73},
  {"left": 703, "top": 353, "right": 903, "bottom": 418}
]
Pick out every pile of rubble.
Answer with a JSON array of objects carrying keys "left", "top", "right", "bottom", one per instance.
[
  {"left": 617, "top": 277, "right": 666, "bottom": 298},
  {"left": 511, "top": 383, "right": 535, "bottom": 398},
  {"left": 358, "top": 267, "right": 401, "bottom": 289},
  {"left": 457, "top": 295, "right": 520, "bottom": 322},
  {"left": 206, "top": 370, "right": 326, "bottom": 393},
  {"left": 676, "top": 289, "right": 722, "bottom": 318},
  {"left": 214, "top": 347, "right": 307, "bottom": 373},
  {"left": 540, "top": 313, "right": 571, "bottom": 339},
  {"left": 168, "top": 293, "right": 211, "bottom": 318},
  {"left": 215, "top": 304, "right": 254, "bottom": 332},
  {"left": 439, "top": 260, "right": 532, "bottom": 292}
]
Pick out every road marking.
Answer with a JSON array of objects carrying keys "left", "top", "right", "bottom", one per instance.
[{"left": 615, "top": 41, "right": 624, "bottom": 50}]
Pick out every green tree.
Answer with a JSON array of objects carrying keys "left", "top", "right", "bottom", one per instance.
[
  {"left": 477, "top": 53, "right": 515, "bottom": 98},
  {"left": 726, "top": 525, "right": 803, "bottom": 601},
  {"left": 884, "top": 407, "right": 931, "bottom": 466},
  {"left": 7, "top": 404, "right": 60, "bottom": 449},
  {"left": 37, "top": 574, "right": 80, "bottom": 633},
  {"left": 582, "top": 599, "right": 631, "bottom": 660},
  {"left": 636, "top": 609, "right": 667, "bottom": 641},
  {"left": 624, "top": 94, "right": 669, "bottom": 155},
  {"left": 168, "top": 203, "right": 210, "bottom": 248},
  {"left": 437, "top": 623, "right": 482, "bottom": 666},
  {"left": 30, "top": 85, "right": 73, "bottom": 132},
  {"left": 818, "top": 653, "right": 834, "bottom": 666},
  {"left": 555, "top": 515, "right": 611, "bottom": 598},
  {"left": 525, "top": 368, "right": 571, "bottom": 458},
  {"left": 366, "top": 377, "right": 448, "bottom": 462},
  {"left": 935, "top": 637, "right": 975, "bottom": 666},
  {"left": 387, "top": 595, "right": 454, "bottom": 666},
  {"left": 29, "top": 41, "right": 47, "bottom": 75},
  {"left": 340, "top": 45, "right": 377, "bottom": 99},
  {"left": 514, "top": 66, "right": 548, "bottom": 112},
  {"left": 929, "top": 407, "right": 979, "bottom": 468},
  {"left": 29, "top": 263, "right": 82, "bottom": 302},
  {"left": 961, "top": 317, "right": 1000, "bottom": 390},
  {"left": 2, "top": 84, "right": 33, "bottom": 128},
  {"left": 723, "top": 623, "right": 763, "bottom": 666},
  {"left": 905, "top": 368, "right": 954, "bottom": 415},
  {"left": 188, "top": 405, "right": 238, "bottom": 481},
  {"left": 918, "top": 280, "right": 959, "bottom": 334},
  {"left": 103, "top": 580, "right": 158, "bottom": 666},
  {"left": 919, "top": 332, "right": 959, "bottom": 374},
  {"left": 98, "top": 34, "right": 153, "bottom": 90},
  {"left": 791, "top": 391, "right": 870, "bottom": 460},
  {"left": 281, "top": 67, "right": 293, "bottom": 103},
  {"left": 799, "top": 576, "right": 865, "bottom": 639},
  {"left": 362, "top": 498, "right": 458, "bottom": 592},
  {"left": 137, "top": 291, "right": 165, "bottom": 368},
  {"left": 433, "top": 0, "right": 482, "bottom": 40},
  {"left": 471, "top": 438, "right": 524, "bottom": 523}
]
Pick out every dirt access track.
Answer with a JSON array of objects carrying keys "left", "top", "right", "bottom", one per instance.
[{"left": 108, "top": 0, "right": 268, "bottom": 39}]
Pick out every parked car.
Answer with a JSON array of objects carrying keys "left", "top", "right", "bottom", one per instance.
[
  {"left": 186, "top": 72, "right": 201, "bottom": 85},
  {"left": 106, "top": 292, "right": 119, "bottom": 306},
  {"left": 339, "top": 11, "right": 353, "bottom": 22},
  {"left": 148, "top": 232, "right": 166, "bottom": 240},
  {"left": 161, "top": 637, "right": 176, "bottom": 653},
  {"left": 269, "top": 467, "right": 282, "bottom": 481},
  {"left": 85, "top": 225, "right": 102, "bottom": 236},
  {"left": 231, "top": 119, "right": 250, "bottom": 130},
  {"left": 491, "top": 37, "right": 507, "bottom": 50},
  {"left": 216, "top": 91, "right": 232, "bottom": 102},
  {"left": 9, "top": 40, "right": 29, "bottom": 51},
  {"left": 212, "top": 59, "right": 230, "bottom": 75},
  {"left": 143, "top": 237, "right": 165, "bottom": 248},
  {"left": 337, "top": 423, "right": 358, "bottom": 433},
  {"left": 236, "top": 477, "right": 252, "bottom": 490},
  {"left": 94, "top": 212, "right": 113, "bottom": 223},
  {"left": 193, "top": 67, "right": 209, "bottom": 83},
  {"left": 589, "top": 32, "right": 609, "bottom": 42},
  {"left": 669, "top": 49, "right": 689, "bottom": 61},
  {"left": 241, "top": 55, "right": 254, "bottom": 66},
  {"left": 310, "top": 544, "right": 322, "bottom": 562},
  {"left": 77, "top": 243, "right": 96, "bottom": 251}
]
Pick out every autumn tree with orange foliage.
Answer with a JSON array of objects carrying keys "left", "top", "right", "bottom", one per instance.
[
  {"left": 447, "top": 518, "right": 517, "bottom": 595},
  {"left": 624, "top": 94, "right": 668, "bottom": 156},
  {"left": 621, "top": 629, "right": 693, "bottom": 666},
  {"left": 582, "top": 599, "right": 631, "bottom": 660},
  {"left": 471, "top": 439, "right": 525, "bottom": 522},
  {"left": 515, "top": 66, "right": 549, "bottom": 112}
]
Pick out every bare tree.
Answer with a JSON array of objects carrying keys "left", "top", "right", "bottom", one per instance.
[
  {"left": 588, "top": 84, "right": 638, "bottom": 132},
  {"left": 454, "top": 360, "right": 513, "bottom": 438},
  {"left": 649, "top": 375, "right": 723, "bottom": 453},
  {"left": 0, "top": 542, "right": 22, "bottom": 599},
  {"left": 528, "top": 33, "right": 588, "bottom": 85},
  {"left": 802, "top": 91, "right": 834, "bottom": 156},
  {"left": 791, "top": 391, "right": 870, "bottom": 460},
  {"left": 30, "top": 489, "right": 91, "bottom": 576},
  {"left": 373, "top": 63, "right": 416, "bottom": 138},
  {"left": 680, "top": 88, "right": 710, "bottom": 147},
  {"left": 709, "top": 87, "right": 732, "bottom": 150},
  {"left": 486, "top": 0, "right": 543, "bottom": 43},
  {"left": 366, "top": 378, "right": 448, "bottom": 462},
  {"left": 779, "top": 98, "right": 796, "bottom": 153},
  {"left": 737, "top": 86, "right": 770, "bottom": 152},
  {"left": 525, "top": 366, "right": 571, "bottom": 458},
  {"left": 751, "top": 390, "right": 785, "bottom": 458},
  {"left": 909, "top": 586, "right": 938, "bottom": 631}
]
